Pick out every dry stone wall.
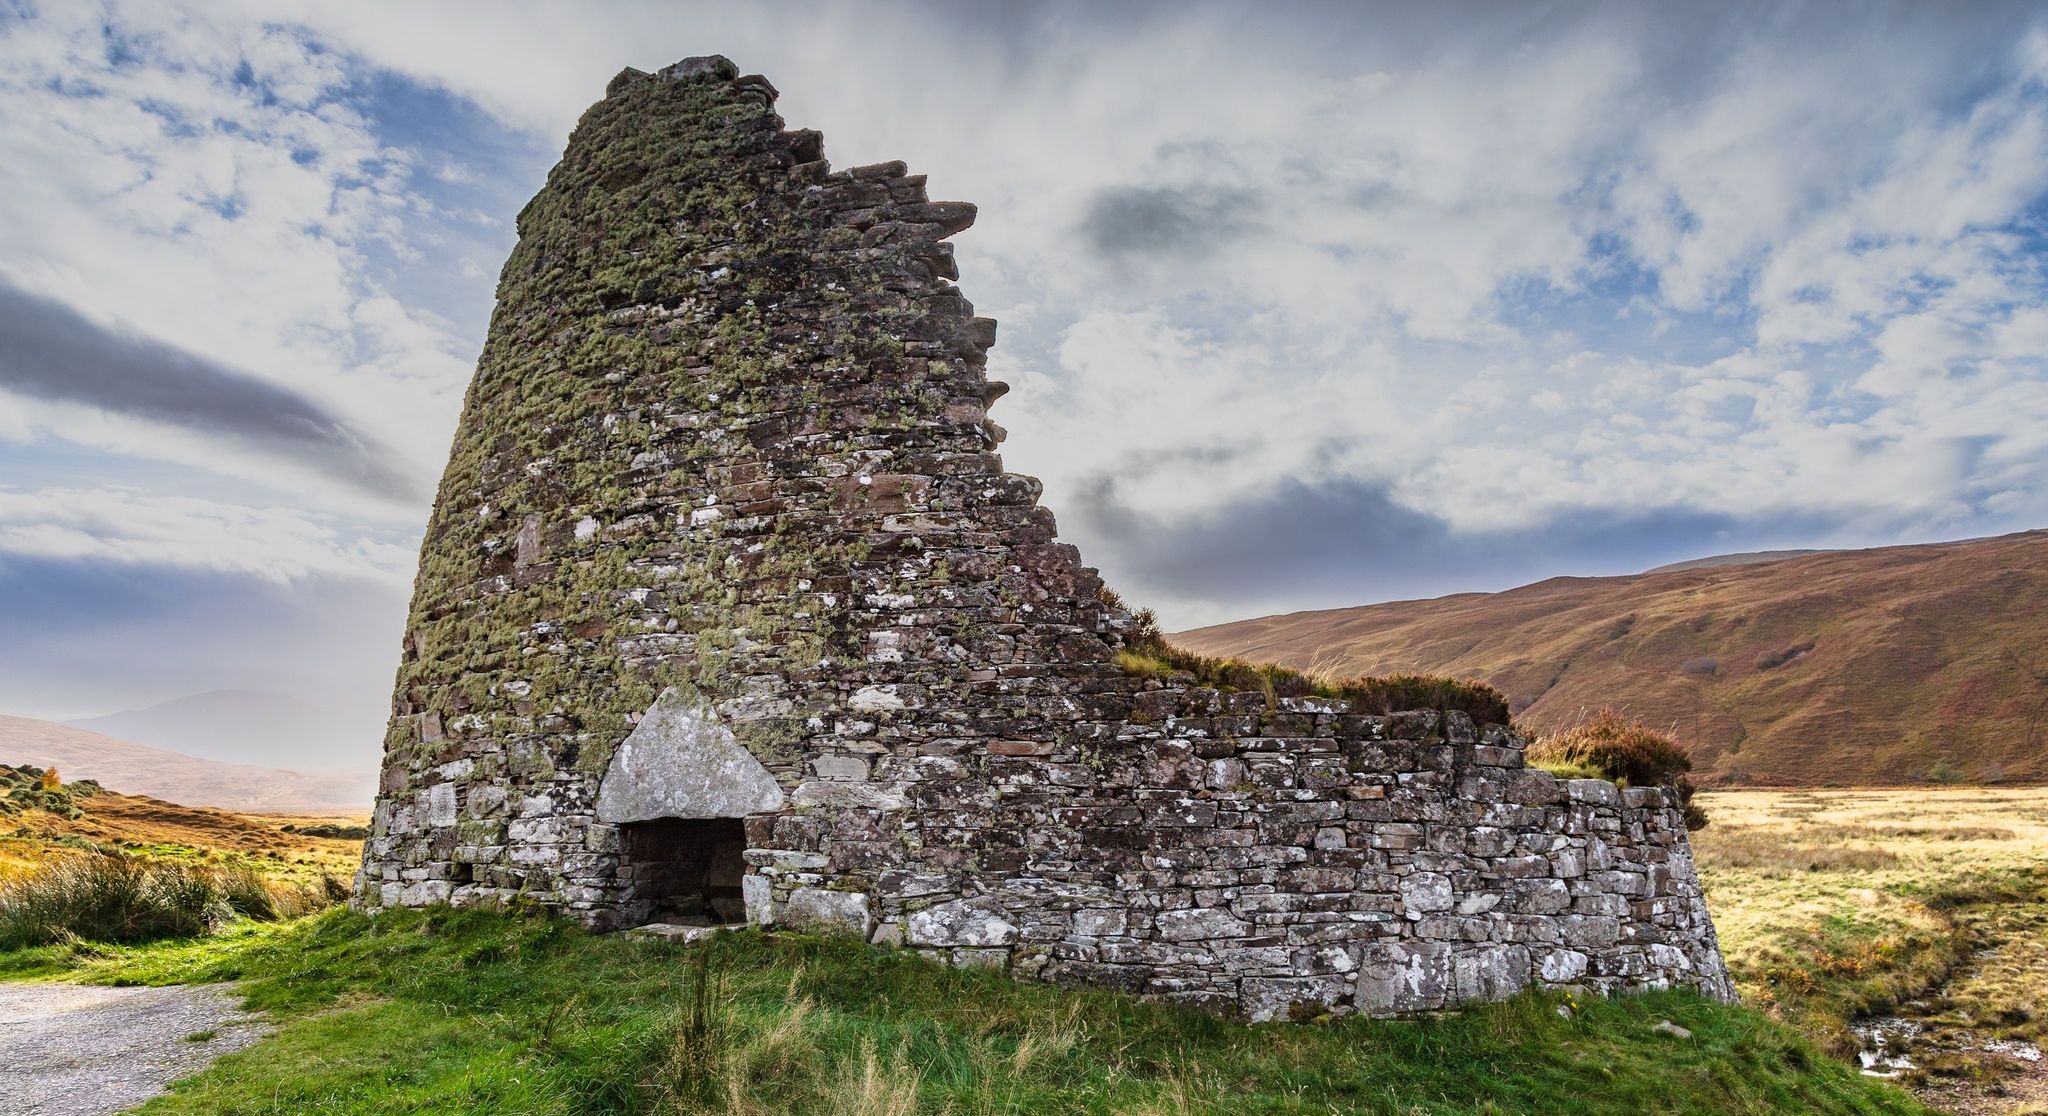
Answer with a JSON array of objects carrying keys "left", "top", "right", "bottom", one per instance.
[{"left": 359, "top": 56, "right": 1735, "bottom": 1020}]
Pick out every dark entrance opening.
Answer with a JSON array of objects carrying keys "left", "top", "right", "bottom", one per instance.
[{"left": 619, "top": 817, "right": 748, "bottom": 925}]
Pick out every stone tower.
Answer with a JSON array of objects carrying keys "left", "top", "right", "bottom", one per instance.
[{"left": 360, "top": 56, "right": 1734, "bottom": 1020}]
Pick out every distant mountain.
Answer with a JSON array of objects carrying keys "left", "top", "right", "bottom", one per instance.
[
  {"left": 68, "top": 689, "right": 381, "bottom": 772},
  {"left": 1644, "top": 549, "right": 1825, "bottom": 574},
  {"left": 1173, "top": 530, "right": 2048, "bottom": 785},
  {"left": 0, "top": 714, "right": 372, "bottom": 810}
]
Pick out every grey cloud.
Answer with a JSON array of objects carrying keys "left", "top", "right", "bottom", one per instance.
[
  {"left": 1078, "top": 184, "right": 1262, "bottom": 259},
  {"left": 1067, "top": 471, "right": 1840, "bottom": 612},
  {"left": 0, "top": 280, "right": 423, "bottom": 501}
]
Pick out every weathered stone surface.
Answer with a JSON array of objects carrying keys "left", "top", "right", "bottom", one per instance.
[
  {"left": 626, "top": 922, "right": 730, "bottom": 944},
  {"left": 784, "top": 889, "right": 873, "bottom": 937},
  {"left": 594, "top": 689, "right": 786, "bottom": 823},
  {"left": 906, "top": 898, "right": 1019, "bottom": 948},
  {"left": 1244, "top": 976, "right": 1353, "bottom": 1023},
  {"left": 357, "top": 55, "right": 1735, "bottom": 1023},
  {"left": 1356, "top": 942, "right": 1451, "bottom": 1015}
]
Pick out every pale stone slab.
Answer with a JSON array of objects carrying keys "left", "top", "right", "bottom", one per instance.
[
  {"left": 784, "top": 888, "right": 873, "bottom": 936},
  {"left": 595, "top": 688, "right": 786, "bottom": 823},
  {"left": 906, "top": 898, "right": 1018, "bottom": 948},
  {"left": 626, "top": 922, "right": 734, "bottom": 944}
]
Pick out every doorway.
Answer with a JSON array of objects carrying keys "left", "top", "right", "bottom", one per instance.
[{"left": 618, "top": 817, "right": 748, "bottom": 924}]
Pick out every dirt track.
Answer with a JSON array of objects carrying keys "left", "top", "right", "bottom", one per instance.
[{"left": 0, "top": 982, "right": 265, "bottom": 1115}]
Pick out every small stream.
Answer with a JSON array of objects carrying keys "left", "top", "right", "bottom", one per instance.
[{"left": 1850, "top": 1016, "right": 1922, "bottom": 1077}]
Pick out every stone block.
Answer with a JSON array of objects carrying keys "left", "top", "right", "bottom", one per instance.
[
  {"left": 428, "top": 783, "right": 458, "bottom": 828},
  {"left": 1156, "top": 907, "right": 1253, "bottom": 942},
  {"left": 1243, "top": 975, "right": 1351, "bottom": 1022},
  {"left": 1356, "top": 941, "right": 1451, "bottom": 1014},
  {"left": 1566, "top": 779, "right": 1621, "bottom": 807},
  {"left": 1072, "top": 908, "right": 1129, "bottom": 937},
  {"left": 742, "top": 874, "right": 776, "bottom": 926},
  {"left": 1537, "top": 948, "right": 1590, "bottom": 983},
  {"left": 784, "top": 888, "right": 873, "bottom": 937},
  {"left": 811, "top": 754, "right": 871, "bottom": 780},
  {"left": 907, "top": 898, "right": 1020, "bottom": 948},
  {"left": 1453, "top": 945, "right": 1530, "bottom": 1002},
  {"left": 1399, "top": 872, "right": 1453, "bottom": 915}
]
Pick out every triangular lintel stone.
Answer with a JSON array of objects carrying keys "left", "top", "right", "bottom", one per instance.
[{"left": 595, "top": 688, "right": 786, "bottom": 823}]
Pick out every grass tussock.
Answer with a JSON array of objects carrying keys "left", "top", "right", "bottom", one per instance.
[
  {"left": 0, "top": 851, "right": 342, "bottom": 949},
  {"left": 1529, "top": 708, "right": 1707, "bottom": 829},
  {"left": 12, "top": 905, "right": 1925, "bottom": 1115},
  {"left": 1116, "top": 624, "right": 1513, "bottom": 728}
]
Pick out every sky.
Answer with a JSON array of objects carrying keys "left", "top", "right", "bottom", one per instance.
[{"left": 1, "top": 1, "right": 2046, "bottom": 764}]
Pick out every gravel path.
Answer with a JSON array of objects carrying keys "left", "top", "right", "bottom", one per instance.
[{"left": 0, "top": 982, "right": 268, "bottom": 1115}]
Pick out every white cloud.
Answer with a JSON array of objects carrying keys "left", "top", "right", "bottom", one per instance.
[
  {"left": 0, "top": 0, "right": 2043, "bottom": 637},
  {"left": 0, "top": 486, "right": 413, "bottom": 584},
  {"left": 0, "top": 2, "right": 479, "bottom": 486}
]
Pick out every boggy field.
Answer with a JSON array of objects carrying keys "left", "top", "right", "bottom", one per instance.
[{"left": 1694, "top": 788, "right": 2048, "bottom": 1115}]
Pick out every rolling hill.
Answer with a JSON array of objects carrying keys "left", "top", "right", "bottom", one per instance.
[
  {"left": 0, "top": 762, "right": 366, "bottom": 880},
  {"left": 0, "top": 714, "right": 373, "bottom": 810},
  {"left": 1173, "top": 530, "right": 2048, "bottom": 785},
  {"left": 68, "top": 689, "right": 382, "bottom": 772}
]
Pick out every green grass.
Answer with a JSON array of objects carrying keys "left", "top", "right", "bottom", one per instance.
[{"left": 6, "top": 906, "right": 1927, "bottom": 1115}]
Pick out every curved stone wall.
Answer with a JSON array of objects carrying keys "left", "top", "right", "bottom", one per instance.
[{"left": 358, "top": 56, "right": 1733, "bottom": 1019}]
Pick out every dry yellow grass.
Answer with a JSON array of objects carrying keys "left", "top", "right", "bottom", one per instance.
[
  {"left": 1695, "top": 788, "right": 2048, "bottom": 1111},
  {"left": 0, "top": 785, "right": 365, "bottom": 883},
  {"left": 1697, "top": 789, "right": 2048, "bottom": 962}
]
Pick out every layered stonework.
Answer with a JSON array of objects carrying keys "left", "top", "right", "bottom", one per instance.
[{"left": 359, "top": 56, "right": 1734, "bottom": 1019}]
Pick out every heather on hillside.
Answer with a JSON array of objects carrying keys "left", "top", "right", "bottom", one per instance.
[{"left": 1173, "top": 530, "right": 2048, "bottom": 786}]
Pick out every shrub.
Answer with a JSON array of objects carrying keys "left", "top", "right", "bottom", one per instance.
[
  {"left": 0, "top": 764, "right": 101, "bottom": 819},
  {"left": 0, "top": 853, "right": 336, "bottom": 949},
  {"left": 0, "top": 855, "right": 222, "bottom": 947},
  {"left": 1326, "top": 674, "right": 1513, "bottom": 726},
  {"left": 1528, "top": 709, "right": 1707, "bottom": 829}
]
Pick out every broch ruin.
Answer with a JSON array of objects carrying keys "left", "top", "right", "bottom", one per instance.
[{"left": 357, "top": 56, "right": 1735, "bottom": 1021}]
